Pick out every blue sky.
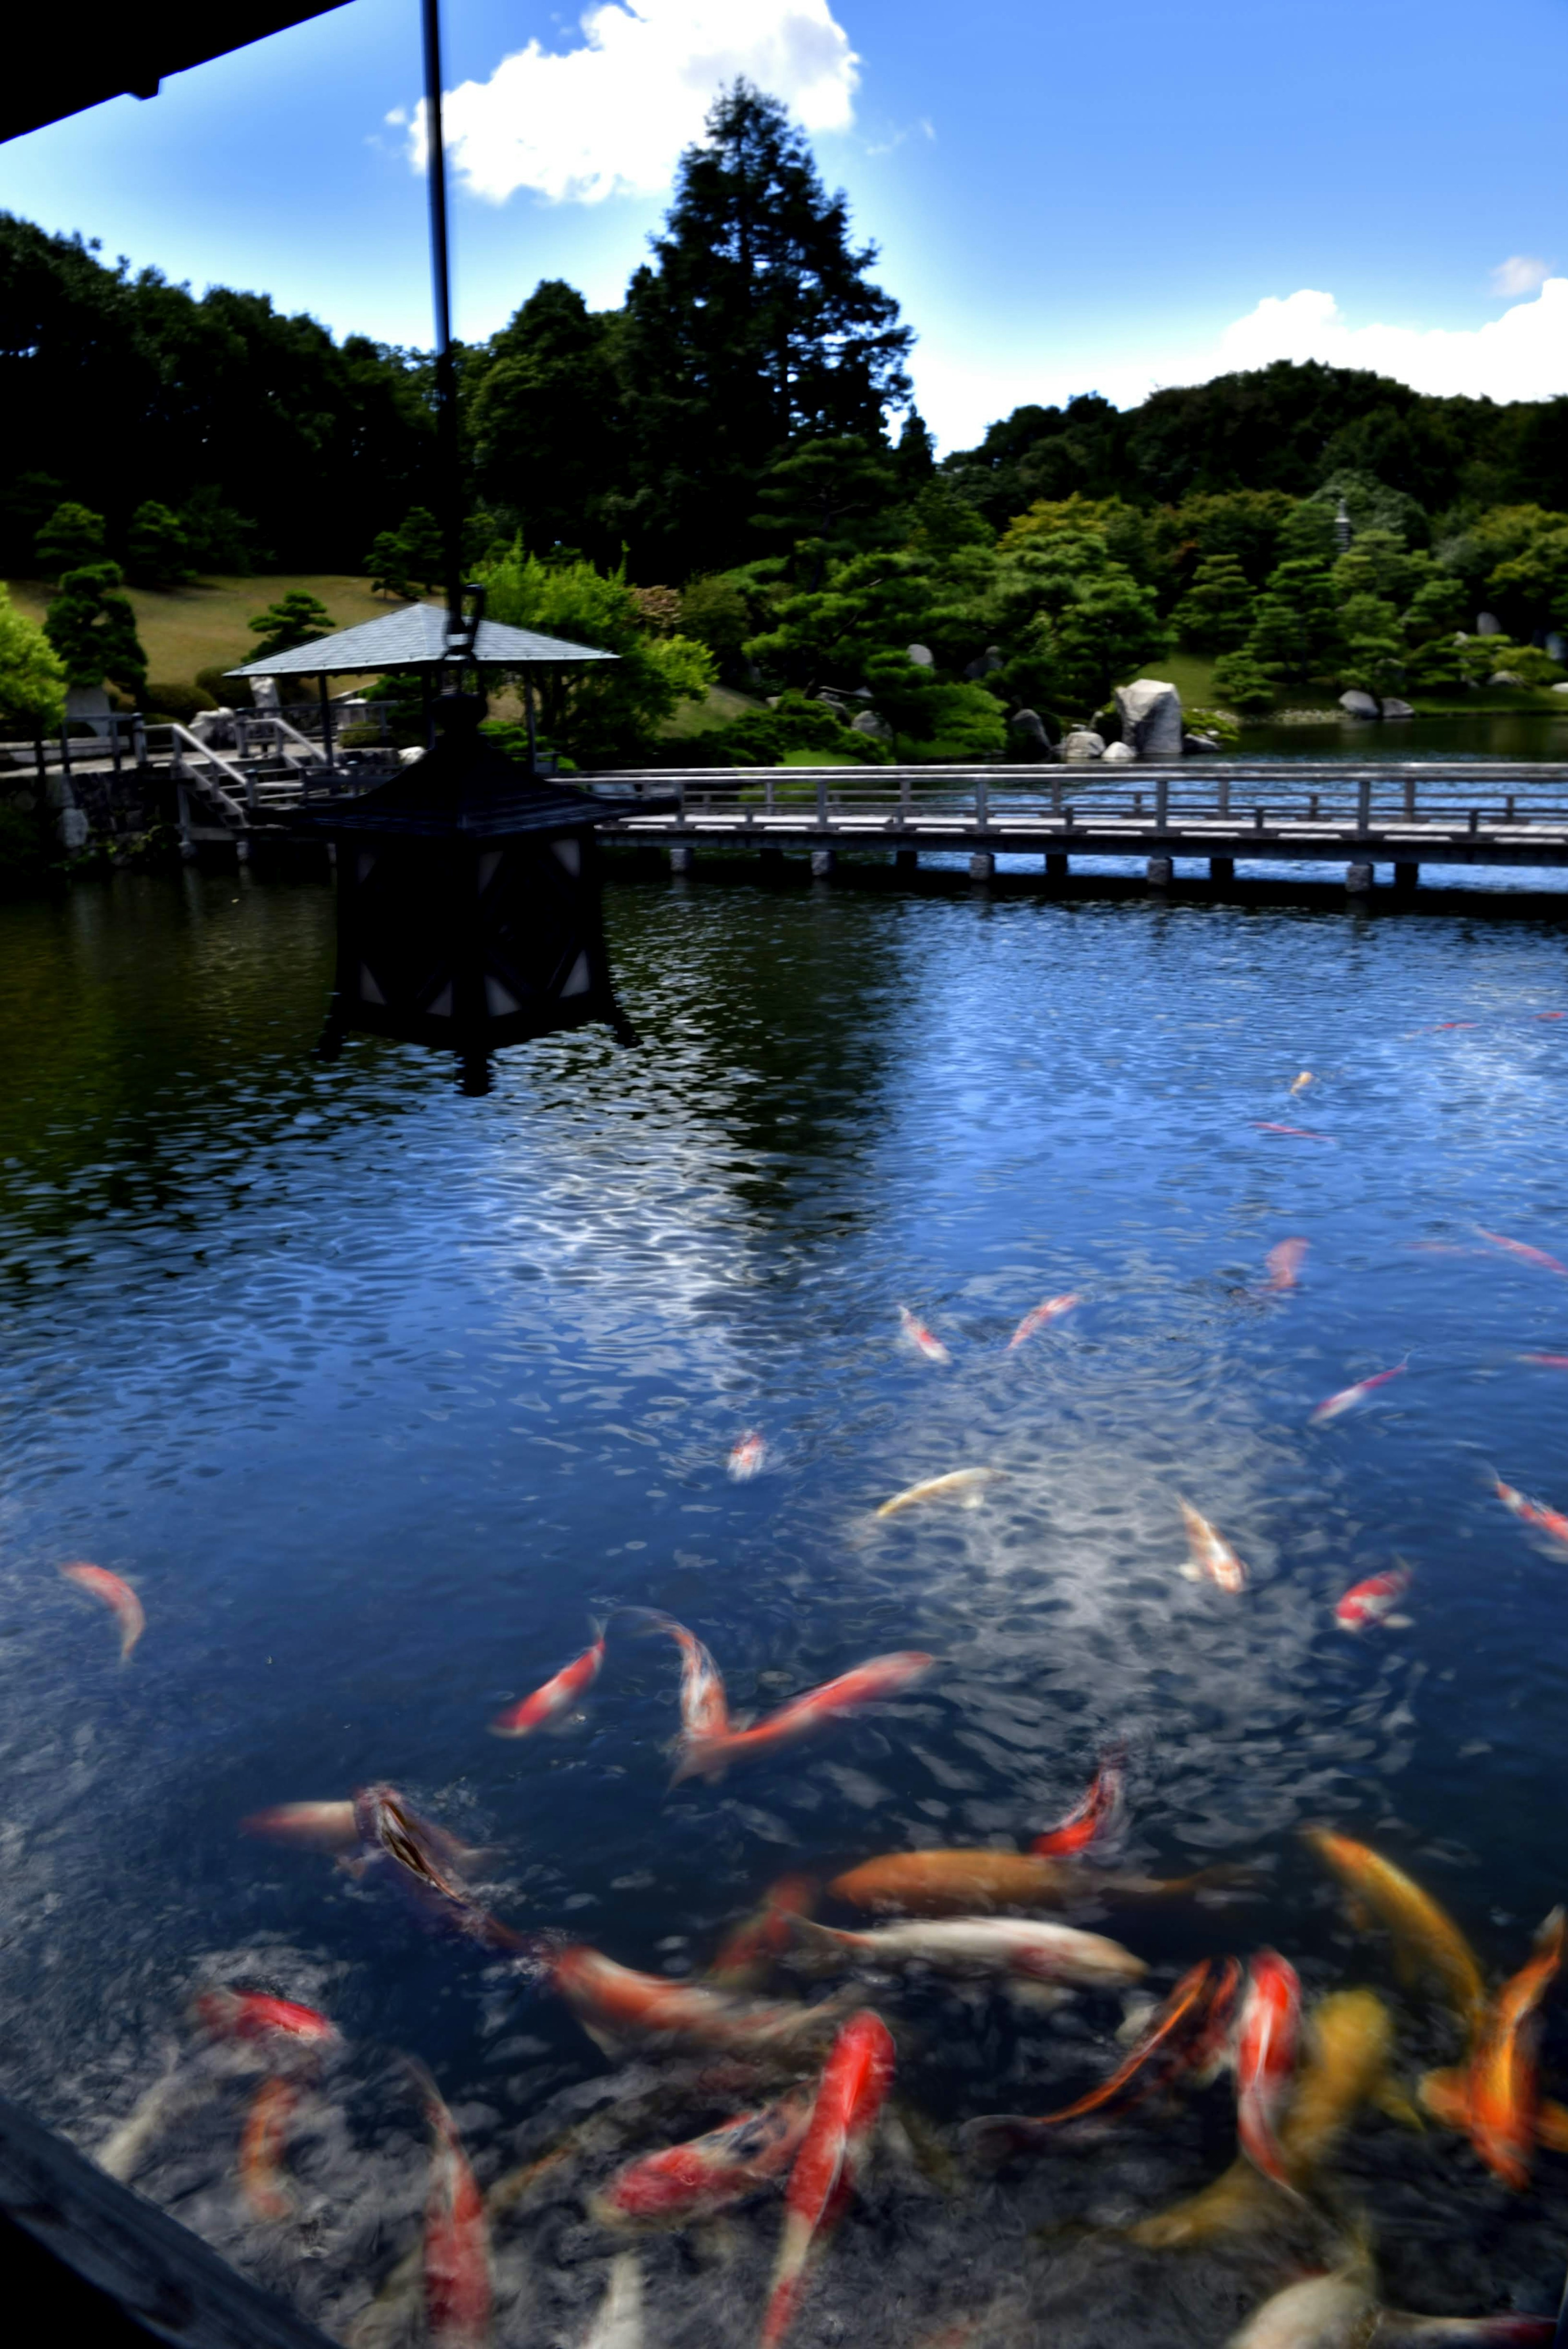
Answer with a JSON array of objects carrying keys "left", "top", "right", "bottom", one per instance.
[{"left": 3, "top": 0, "right": 1564, "bottom": 447}]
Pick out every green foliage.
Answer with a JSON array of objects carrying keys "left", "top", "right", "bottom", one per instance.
[
  {"left": 0, "top": 581, "right": 67, "bottom": 733},
  {"left": 35, "top": 500, "right": 106, "bottom": 575},
  {"left": 44, "top": 561, "right": 147, "bottom": 695},
  {"left": 673, "top": 690, "right": 890, "bottom": 767},
  {"left": 1170, "top": 554, "right": 1255, "bottom": 650},
  {"left": 752, "top": 436, "right": 900, "bottom": 586},
  {"left": 480, "top": 544, "right": 715, "bottom": 767},
  {"left": 1478, "top": 641, "right": 1566, "bottom": 687},
  {"left": 1277, "top": 501, "right": 1339, "bottom": 563},
  {"left": 1487, "top": 526, "right": 1568, "bottom": 632},
  {"left": 1146, "top": 490, "right": 1295, "bottom": 596},
  {"left": 1245, "top": 557, "right": 1341, "bottom": 684},
  {"left": 1208, "top": 652, "right": 1278, "bottom": 715},
  {"left": 1312, "top": 468, "right": 1429, "bottom": 547},
  {"left": 178, "top": 486, "right": 266, "bottom": 573},
  {"left": 247, "top": 590, "right": 336, "bottom": 661},
  {"left": 365, "top": 507, "right": 444, "bottom": 600},
  {"left": 1331, "top": 527, "right": 1417, "bottom": 607},
  {"left": 1336, "top": 591, "right": 1406, "bottom": 697},
  {"left": 144, "top": 680, "right": 217, "bottom": 724},
  {"left": 365, "top": 530, "right": 413, "bottom": 601},
  {"left": 126, "top": 499, "right": 194, "bottom": 587},
  {"left": 196, "top": 664, "right": 251, "bottom": 709},
  {"left": 469, "top": 279, "right": 625, "bottom": 563},
  {"left": 860, "top": 651, "right": 1007, "bottom": 761},
  {"left": 678, "top": 575, "right": 753, "bottom": 665},
  {"left": 1403, "top": 570, "right": 1467, "bottom": 642}
]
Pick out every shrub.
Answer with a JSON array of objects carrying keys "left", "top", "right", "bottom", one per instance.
[
  {"left": 35, "top": 501, "right": 106, "bottom": 576},
  {"left": 143, "top": 681, "right": 218, "bottom": 725},
  {"left": 127, "top": 500, "right": 194, "bottom": 587},
  {"left": 1210, "top": 652, "right": 1278, "bottom": 715},
  {"left": 248, "top": 591, "right": 336, "bottom": 661},
  {"left": 0, "top": 582, "right": 67, "bottom": 735},
  {"left": 195, "top": 664, "right": 251, "bottom": 709},
  {"left": 44, "top": 562, "right": 147, "bottom": 697}
]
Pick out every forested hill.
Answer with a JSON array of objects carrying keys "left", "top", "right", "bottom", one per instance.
[{"left": 3, "top": 78, "right": 1566, "bottom": 586}]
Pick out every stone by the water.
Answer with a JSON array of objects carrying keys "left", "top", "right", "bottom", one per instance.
[
  {"left": 1488, "top": 671, "right": 1522, "bottom": 687},
  {"left": 906, "top": 642, "right": 935, "bottom": 667},
  {"left": 851, "top": 709, "right": 893, "bottom": 739},
  {"left": 1183, "top": 731, "right": 1221, "bottom": 753},
  {"left": 1008, "top": 708, "right": 1056, "bottom": 757},
  {"left": 1339, "top": 690, "right": 1379, "bottom": 719},
  {"left": 1477, "top": 610, "right": 1503, "bottom": 635},
  {"left": 1102, "top": 739, "right": 1137, "bottom": 764},
  {"left": 1114, "top": 678, "right": 1183, "bottom": 756},
  {"left": 1061, "top": 729, "right": 1105, "bottom": 760},
  {"left": 1380, "top": 697, "right": 1415, "bottom": 719}
]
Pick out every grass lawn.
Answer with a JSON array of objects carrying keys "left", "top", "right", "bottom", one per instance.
[
  {"left": 661, "top": 683, "right": 766, "bottom": 736},
  {"left": 5, "top": 573, "right": 393, "bottom": 690}
]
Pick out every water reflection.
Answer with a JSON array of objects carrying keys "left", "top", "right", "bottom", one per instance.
[{"left": 1, "top": 868, "right": 1566, "bottom": 2340}]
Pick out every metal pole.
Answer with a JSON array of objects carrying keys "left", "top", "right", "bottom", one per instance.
[{"left": 421, "top": 0, "right": 464, "bottom": 634}]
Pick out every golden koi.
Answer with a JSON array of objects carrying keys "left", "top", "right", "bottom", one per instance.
[
  {"left": 898, "top": 1306, "right": 951, "bottom": 1364},
  {"left": 59, "top": 1562, "right": 144, "bottom": 1660},
  {"left": 673, "top": 1652, "right": 933, "bottom": 1785},
  {"left": 1303, "top": 1830, "right": 1486, "bottom": 2041},
  {"left": 829, "top": 1847, "right": 1250, "bottom": 1918},
  {"left": 1007, "top": 1294, "right": 1080, "bottom": 1348},
  {"left": 761, "top": 2012, "right": 895, "bottom": 2349},
  {"left": 787, "top": 1911, "right": 1145, "bottom": 1989},
  {"left": 874, "top": 1469, "right": 1005, "bottom": 1520},
  {"left": 239, "top": 2078, "right": 298, "bottom": 2223},
  {"left": 1420, "top": 1907, "right": 1566, "bottom": 2189},
  {"left": 490, "top": 1625, "right": 605, "bottom": 1738},
  {"left": 1289, "top": 1072, "right": 1315, "bottom": 1095},
  {"left": 1178, "top": 1500, "right": 1248, "bottom": 1593}
]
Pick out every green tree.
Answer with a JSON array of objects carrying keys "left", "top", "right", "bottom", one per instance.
[
  {"left": 1245, "top": 557, "right": 1341, "bottom": 683},
  {"left": 35, "top": 500, "right": 105, "bottom": 575},
  {"left": 860, "top": 650, "right": 1006, "bottom": 761},
  {"left": 468, "top": 279, "right": 624, "bottom": 562},
  {"left": 1209, "top": 650, "right": 1278, "bottom": 714},
  {"left": 1403, "top": 568, "right": 1466, "bottom": 643},
  {"left": 1488, "top": 527, "right": 1568, "bottom": 633},
  {"left": 479, "top": 544, "right": 713, "bottom": 767},
  {"left": 618, "top": 81, "right": 913, "bottom": 577},
  {"left": 126, "top": 499, "right": 194, "bottom": 586},
  {"left": 1331, "top": 527, "right": 1415, "bottom": 608},
  {"left": 678, "top": 574, "right": 753, "bottom": 670},
  {"left": 0, "top": 580, "right": 67, "bottom": 733},
  {"left": 892, "top": 412, "right": 936, "bottom": 490},
  {"left": 1336, "top": 591, "right": 1405, "bottom": 698},
  {"left": 43, "top": 561, "right": 146, "bottom": 696},
  {"left": 247, "top": 590, "right": 336, "bottom": 661},
  {"left": 1170, "top": 554, "right": 1255, "bottom": 649},
  {"left": 752, "top": 435, "right": 899, "bottom": 587},
  {"left": 365, "top": 528, "right": 415, "bottom": 600}
]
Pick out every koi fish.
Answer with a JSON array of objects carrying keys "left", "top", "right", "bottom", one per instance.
[
  {"left": 875, "top": 1469, "right": 1004, "bottom": 1520},
  {"left": 1007, "top": 1294, "right": 1080, "bottom": 1348},
  {"left": 543, "top": 1943, "right": 850, "bottom": 2059},
  {"left": 728, "top": 1431, "right": 768, "bottom": 1480},
  {"left": 352, "top": 1785, "right": 523, "bottom": 1953},
  {"left": 1309, "top": 1358, "right": 1408, "bottom": 1424},
  {"left": 1251, "top": 1122, "right": 1333, "bottom": 1142},
  {"left": 583, "top": 2254, "right": 642, "bottom": 2349},
  {"left": 1495, "top": 1475, "right": 1568, "bottom": 1547},
  {"left": 1227, "top": 2250, "right": 1376, "bottom": 2347},
  {"left": 708, "top": 1876, "right": 819, "bottom": 1991},
  {"left": 621, "top": 1609, "right": 731, "bottom": 1742},
  {"left": 1334, "top": 1562, "right": 1414, "bottom": 1633},
  {"left": 786, "top": 1912, "right": 1145, "bottom": 1990},
  {"left": 761, "top": 2012, "right": 895, "bottom": 2349},
  {"left": 1518, "top": 1355, "right": 1568, "bottom": 1369},
  {"left": 1289, "top": 1072, "right": 1314, "bottom": 1095},
  {"left": 963, "top": 1959, "right": 1240, "bottom": 2162},
  {"left": 898, "top": 1306, "right": 951, "bottom": 1364},
  {"left": 1178, "top": 1500, "right": 1248, "bottom": 1593},
  {"left": 829, "top": 1847, "right": 1252, "bottom": 1918},
  {"left": 1031, "top": 1751, "right": 1125, "bottom": 1856},
  {"left": 192, "top": 1990, "right": 341, "bottom": 2057},
  {"left": 240, "top": 1800, "right": 361, "bottom": 1852},
  {"left": 410, "top": 2063, "right": 491, "bottom": 2349},
  {"left": 1258, "top": 1238, "right": 1309, "bottom": 1295},
  {"left": 1302, "top": 1829, "right": 1486, "bottom": 2041},
  {"left": 1475, "top": 1226, "right": 1568, "bottom": 1277},
  {"left": 239, "top": 2078, "right": 298, "bottom": 2223},
  {"left": 59, "top": 1562, "right": 144, "bottom": 1660},
  {"left": 1420, "top": 1908, "right": 1566, "bottom": 2189},
  {"left": 1235, "top": 1950, "right": 1301, "bottom": 2191},
  {"left": 592, "top": 2088, "right": 815, "bottom": 2226},
  {"left": 672, "top": 1652, "right": 933, "bottom": 1786},
  {"left": 489, "top": 1625, "right": 605, "bottom": 1738}
]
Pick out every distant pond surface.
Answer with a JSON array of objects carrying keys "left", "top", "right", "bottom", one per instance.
[
  {"left": 1231, "top": 708, "right": 1568, "bottom": 760},
  {"left": 1, "top": 868, "right": 1567, "bottom": 2345}
]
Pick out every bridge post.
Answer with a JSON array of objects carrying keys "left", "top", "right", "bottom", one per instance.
[
  {"left": 1209, "top": 856, "right": 1235, "bottom": 884},
  {"left": 1346, "top": 860, "right": 1374, "bottom": 896},
  {"left": 1393, "top": 860, "right": 1419, "bottom": 896},
  {"left": 1155, "top": 778, "right": 1168, "bottom": 830},
  {"left": 815, "top": 772, "right": 829, "bottom": 826},
  {"left": 969, "top": 850, "right": 995, "bottom": 882},
  {"left": 669, "top": 841, "right": 693, "bottom": 876},
  {"left": 895, "top": 847, "right": 918, "bottom": 875},
  {"left": 811, "top": 845, "right": 835, "bottom": 879},
  {"left": 1147, "top": 856, "right": 1173, "bottom": 890},
  {"left": 1356, "top": 777, "right": 1371, "bottom": 834},
  {"left": 1045, "top": 852, "right": 1069, "bottom": 883}
]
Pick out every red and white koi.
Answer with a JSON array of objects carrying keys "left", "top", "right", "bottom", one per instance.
[
  {"left": 1007, "top": 1293, "right": 1080, "bottom": 1348},
  {"left": 1257, "top": 1238, "right": 1309, "bottom": 1295},
  {"left": 59, "top": 1562, "right": 145, "bottom": 1660},
  {"left": 239, "top": 2078, "right": 298, "bottom": 2223},
  {"left": 192, "top": 1990, "right": 341, "bottom": 2058},
  {"left": 1234, "top": 1949, "right": 1301, "bottom": 2192},
  {"left": 1178, "top": 1500, "right": 1248, "bottom": 1593},
  {"left": 592, "top": 2087, "right": 815, "bottom": 2226},
  {"left": 1334, "top": 1563, "right": 1414, "bottom": 1633},
  {"left": 1495, "top": 1475, "right": 1568, "bottom": 1547},
  {"left": 786, "top": 1911, "right": 1146, "bottom": 1990},
  {"left": 410, "top": 2063, "right": 492, "bottom": 2349},
  {"left": 1518, "top": 1354, "right": 1568, "bottom": 1369},
  {"left": 898, "top": 1306, "right": 951, "bottom": 1364},
  {"left": 672, "top": 1651, "right": 933, "bottom": 1785},
  {"left": 760, "top": 2011, "right": 895, "bottom": 2349},
  {"left": 1250, "top": 1122, "right": 1333, "bottom": 1142},
  {"left": 1309, "top": 1357, "right": 1408, "bottom": 1424},
  {"left": 1475, "top": 1226, "right": 1568, "bottom": 1278},
  {"left": 728, "top": 1430, "right": 768, "bottom": 1480},
  {"left": 1031, "top": 1752, "right": 1125, "bottom": 1857},
  {"left": 623, "top": 1608, "right": 731, "bottom": 1743},
  {"left": 542, "top": 1942, "right": 848, "bottom": 2059},
  {"left": 489, "top": 1625, "right": 605, "bottom": 1738}
]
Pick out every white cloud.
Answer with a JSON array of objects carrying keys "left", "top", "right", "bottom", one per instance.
[
  {"left": 408, "top": 0, "right": 859, "bottom": 206},
  {"left": 1491, "top": 254, "right": 1552, "bottom": 298}
]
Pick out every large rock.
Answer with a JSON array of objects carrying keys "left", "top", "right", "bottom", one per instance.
[
  {"left": 1062, "top": 729, "right": 1105, "bottom": 761},
  {"left": 1553, "top": 680, "right": 1568, "bottom": 696},
  {"left": 1476, "top": 611, "right": 1503, "bottom": 636},
  {"left": 906, "top": 643, "right": 934, "bottom": 668},
  {"left": 1114, "top": 677, "right": 1183, "bottom": 757},
  {"left": 250, "top": 675, "right": 282, "bottom": 715},
  {"left": 1102, "top": 739, "right": 1137, "bottom": 764},
  {"left": 1008, "top": 708, "right": 1056, "bottom": 758},
  {"left": 851, "top": 709, "right": 893, "bottom": 740},
  {"left": 963, "top": 645, "right": 1004, "bottom": 681},
  {"left": 1380, "top": 697, "right": 1414, "bottom": 719},
  {"left": 1546, "top": 632, "right": 1567, "bottom": 664},
  {"left": 1488, "top": 671, "right": 1522, "bottom": 687},
  {"left": 1339, "top": 690, "right": 1379, "bottom": 719},
  {"left": 1183, "top": 731, "right": 1221, "bottom": 753}
]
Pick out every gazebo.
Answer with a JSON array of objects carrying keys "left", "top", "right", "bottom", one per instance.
[{"left": 225, "top": 601, "right": 617, "bottom": 768}]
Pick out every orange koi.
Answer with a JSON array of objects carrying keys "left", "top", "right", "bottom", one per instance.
[
  {"left": 1178, "top": 1500, "right": 1248, "bottom": 1593},
  {"left": 1258, "top": 1238, "right": 1309, "bottom": 1295},
  {"left": 898, "top": 1306, "right": 951, "bottom": 1364},
  {"left": 672, "top": 1652, "right": 933, "bottom": 1785},
  {"left": 1235, "top": 1949, "right": 1301, "bottom": 2191},
  {"left": 489, "top": 1625, "right": 605, "bottom": 1738},
  {"left": 240, "top": 1800, "right": 361, "bottom": 1852},
  {"left": 1031, "top": 1752, "right": 1125, "bottom": 1856},
  {"left": 829, "top": 1847, "right": 1251, "bottom": 1917},
  {"left": 592, "top": 2087, "right": 815, "bottom": 2226},
  {"left": 1422, "top": 1908, "right": 1565, "bottom": 2190},
  {"left": 59, "top": 1562, "right": 144, "bottom": 1660},
  {"left": 544, "top": 1943, "right": 849, "bottom": 2059},
  {"left": 1289, "top": 1072, "right": 1314, "bottom": 1094},
  {"left": 410, "top": 2063, "right": 491, "bottom": 2349},
  {"left": 728, "top": 1430, "right": 768, "bottom": 1480},
  {"left": 1250, "top": 1122, "right": 1333, "bottom": 1142},
  {"left": 1309, "top": 1358, "right": 1408, "bottom": 1424},
  {"left": 708, "top": 1876, "right": 820, "bottom": 1990},
  {"left": 1007, "top": 1293, "right": 1080, "bottom": 1348},
  {"left": 192, "top": 1990, "right": 340, "bottom": 2057},
  {"left": 239, "top": 2077, "right": 298, "bottom": 2223},
  {"left": 1475, "top": 1226, "right": 1568, "bottom": 1277},
  {"left": 1334, "top": 1562, "right": 1414, "bottom": 1633},
  {"left": 622, "top": 1608, "right": 731, "bottom": 1742},
  {"left": 760, "top": 2011, "right": 895, "bottom": 2349},
  {"left": 1496, "top": 1475, "right": 1568, "bottom": 1546}
]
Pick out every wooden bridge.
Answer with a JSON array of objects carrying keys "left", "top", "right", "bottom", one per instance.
[{"left": 592, "top": 763, "right": 1568, "bottom": 893}]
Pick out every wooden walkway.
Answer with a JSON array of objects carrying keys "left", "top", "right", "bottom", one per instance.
[{"left": 592, "top": 763, "right": 1568, "bottom": 887}]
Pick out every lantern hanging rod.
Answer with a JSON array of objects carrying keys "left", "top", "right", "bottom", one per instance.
[{"left": 421, "top": 0, "right": 467, "bottom": 647}]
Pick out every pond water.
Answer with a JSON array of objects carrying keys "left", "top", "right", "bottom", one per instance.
[
  {"left": 1232, "top": 709, "right": 1568, "bottom": 762},
  {"left": 2, "top": 865, "right": 1567, "bottom": 2345}
]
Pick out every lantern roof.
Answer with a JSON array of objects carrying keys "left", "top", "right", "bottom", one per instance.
[
  {"left": 301, "top": 701, "right": 652, "bottom": 839},
  {"left": 226, "top": 602, "right": 618, "bottom": 679}
]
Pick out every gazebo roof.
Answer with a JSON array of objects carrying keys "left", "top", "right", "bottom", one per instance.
[{"left": 226, "top": 602, "right": 618, "bottom": 678}]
